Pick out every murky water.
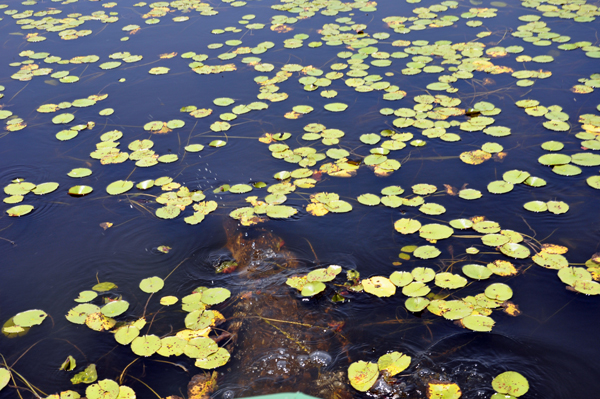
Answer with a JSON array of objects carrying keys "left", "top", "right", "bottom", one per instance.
[{"left": 1, "top": 0, "right": 600, "bottom": 398}]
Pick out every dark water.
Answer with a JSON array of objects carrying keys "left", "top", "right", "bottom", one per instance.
[{"left": 1, "top": 0, "right": 600, "bottom": 398}]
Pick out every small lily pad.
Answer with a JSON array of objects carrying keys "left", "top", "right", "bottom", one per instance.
[
  {"left": 348, "top": 361, "right": 378, "bottom": 392},
  {"left": 139, "top": 277, "right": 164, "bottom": 293},
  {"left": 492, "top": 371, "right": 529, "bottom": 397}
]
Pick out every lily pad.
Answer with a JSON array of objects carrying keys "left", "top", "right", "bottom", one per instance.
[
  {"left": 485, "top": 283, "right": 513, "bottom": 301},
  {"left": 301, "top": 282, "right": 326, "bottom": 297},
  {"left": 6, "top": 205, "right": 34, "bottom": 217},
  {"left": 405, "top": 297, "right": 430, "bottom": 312},
  {"left": 378, "top": 351, "right": 411, "bottom": 376},
  {"left": 500, "top": 243, "right": 531, "bottom": 259},
  {"left": 131, "top": 335, "right": 161, "bottom": 357},
  {"left": 492, "top": 371, "right": 529, "bottom": 397},
  {"left": 394, "top": 218, "right": 421, "bottom": 234},
  {"left": 195, "top": 347, "right": 231, "bottom": 369},
  {"left": 427, "top": 381, "right": 462, "bottom": 399},
  {"left": 461, "top": 314, "right": 495, "bottom": 332},
  {"left": 413, "top": 245, "right": 441, "bottom": 259},
  {"left": 139, "top": 276, "right": 164, "bottom": 293},
  {"left": 106, "top": 180, "right": 133, "bottom": 195},
  {"left": 201, "top": 287, "right": 231, "bottom": 305},
  {"left": 462, "top": 264, "right": 493, "bottom": 280},
  {"left": 362, "top": 276, "right": 396, "bottom": 297},
  {"left": 348, "top": 361, "right": 378, "bottom": 392},
  {"left": 13, "top": 309, "right": 47, "bottom": 327},
  {"left": 419, "top": 223, "right": 454, "bottom": 240},
  {"left": 324, "top": 103, "right": 348, "bottom": 112}
]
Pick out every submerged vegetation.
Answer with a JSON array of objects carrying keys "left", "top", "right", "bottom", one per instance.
[{"left": 1, "top": 0, "right": 600, "bottom": 396}]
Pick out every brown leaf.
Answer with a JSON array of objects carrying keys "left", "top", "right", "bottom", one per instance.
[
  {"left": 502, "top": 301, "right": 521, "bottom": 317},
  {"left": 443, "top": 184, "right": 458, "bottom": 196},
  {"left": 284, "top": 111, "right": 302, "bottom": 119},
  {"left": 258, "top": 133, "right": 274, "bottom": 144},
  {"left": 188, "top": 372, "right": 218, "bottom": 399},
  {"left": 100, "top": 222, "right": 113, "bottom": 230},
  {"left": 541, "top": 244, "right": 568, "bottom": 255}
]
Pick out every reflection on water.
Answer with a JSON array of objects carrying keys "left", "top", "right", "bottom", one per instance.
[{"left": 1, "top": 0, "right": 600, "bottom": 397}]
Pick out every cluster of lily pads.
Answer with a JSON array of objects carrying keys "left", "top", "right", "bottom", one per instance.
[
  {"left": 348, "top": 353, "right": 529, "bottom": 399},
  {"left": 64, "top": 276, "right": 232, "bottom": 372}
]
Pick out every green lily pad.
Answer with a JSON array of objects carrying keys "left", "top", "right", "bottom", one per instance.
[
  {"left": 6, "top": 205, "right": 34, "bottom": 217},
  {"left": 553, "top": 164, "right": 582, "bottom": 176},
  {"left": 402, "top": 282, "right": 431, "bottom": 297},
  {"left": 68, "top": 186, "right": 93, "bottom": 196},
  {"left": 524, "top": 201, "right": 547, "bottom": 212},
  {"left": 301, "top": 281, "right": 326, "bottom": 297},
  {"left": 131, "top": 335, "right": 161, "bottom": 357},
  {"left": 503, "top": 170, "right": 530, "bottom": 184},
  {"left": 307, "top": 265, "right": 342, "bottom": 282},
  {"left": 462, "top": 264, "right": 493, "bottom": 280},
  {"left": 362, "top": 276, "right": 396, "bottom": 297},
  {"left": 586, "top": 176, "right": 600, "bottom": 189},
  {"left": 195, "top": 347, "right": 231, "bottom": 369},
  {"left": 572, "top": 280, "right": 600, "bottom": 295},
  {"left": 114, "top": 325, "right": 140, "bottom": 345},
  {"left": 558, "top": 267, "right": 591, "bottom": 286},
  {"left": 184, "top": 336, "right": 218, "bottom": 359},
  {"left": 13, "top": 309, "right": 47, "bottom": 327},
  {"left": 419, "top": 203, "right": 446, "bottom": 215},
  {"left": 461, "top": 314, "right": 495, "bottom": 332},
  {"left": 92, "top": 282, "right": 117, "bottom": 292},
  {"left": 571, "top": 152, "right": 600, "bottom": 166},
  {"left": 139, "top": 277, "right": 164, "bottom": 294},
  {"left": 324, "top": 102, "right": 348, "bottom": 112},
  {"left": 435, "top": 273, "right": 467, "bottom": 289},
  {"left": 538, "top": 153, "right": 571, "bottom": 166},
  {"left": 66, "top": 304, "right": 101, "bottom": 324},
  {"left": 419, "top": 223, "right": 454, "bottom": 240},
  {"left": 106, "top": 180, "right": 133, "bottom": 195},
  {"left": 156, "top": 206, "right": 181, "bottom": 219},
  {"left": 442, "top": 300, "right": 474, "bottom": 320},
  {"left": 56, "top": 130, "right": 78, "bottom": 141},
  {"left": 500, "top": 243, "right": 531, "bottom": 259},
  {"left": 357, "top": 193, "right": 381, "bottom": 206},
  {"left": 413, "top": 245, "right": 441, "bottom": 259},
  {"left": 405, "top": 297, "right": 430, "bottom": 312},
  {"left": 101, "top": 300, "right": 129, "bottom": 317},
  {"left": 427, "top": 381, "right": 462, "bottom": 399},
  {"left": 377, "top": 351, "right": 411, "bottom": 376},
  {"left": 348, "top": 361, "right": 378, "bottom": 392},
  {"left": 492, "top": 371, "right": 529, "bottom": 397},
  {"left": 32, "top": 182, "right": 59, "bottom": 195},
  {"left": 394, "top": 218, "right": 421, "bottom": 234},
  {"left": 459, "top": 188, "right": 482, "bottom": 200},
  {"left": 488, "top": 181, "right": 514, "bottom": 194},
  {"left": 360, "top": 133, "right": 381, "bottom": 144},
  {"left": 485, "top": 283, "right": 513, "bottom": 301},
  {"left": 75, "top": 290, "right": 98, "bottom": 303},
  {"left": 0, "top": 367, "right": 11, "bottom": 390},
  {"left": 390, "top": 271, "right": 413, "bottom": 287},
  {"left": 229, "top": 184, "right": 253, "bottom": 194},
  {"left": 70, "top": 364, "right": 97, "bottom": 384},
  {"left": 157, "top": 337, "right": 187, "bottom": 357},
  {"left": 201, "top": 287, "right": 231, "bottom": 305},
  {"left": 52, "top": 113, "right": 75, "bottom": 124},
  {"left": 86, "top": 379, "right": 119, "bottom": 399},
  {"left": 450, "top": 219, "right": 473, "bottom": 229}
]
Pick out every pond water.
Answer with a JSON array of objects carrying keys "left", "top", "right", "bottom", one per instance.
[{"left": 1, "top": 0, "right": 600, "bottom": 398}]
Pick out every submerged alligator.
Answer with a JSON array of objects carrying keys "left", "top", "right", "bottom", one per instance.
[
  {"left": 176, "top": 221, "right": 494, "bottom": 399},
  {"left": 219, "top": 220, "right": 351, "bottom": 399}
]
